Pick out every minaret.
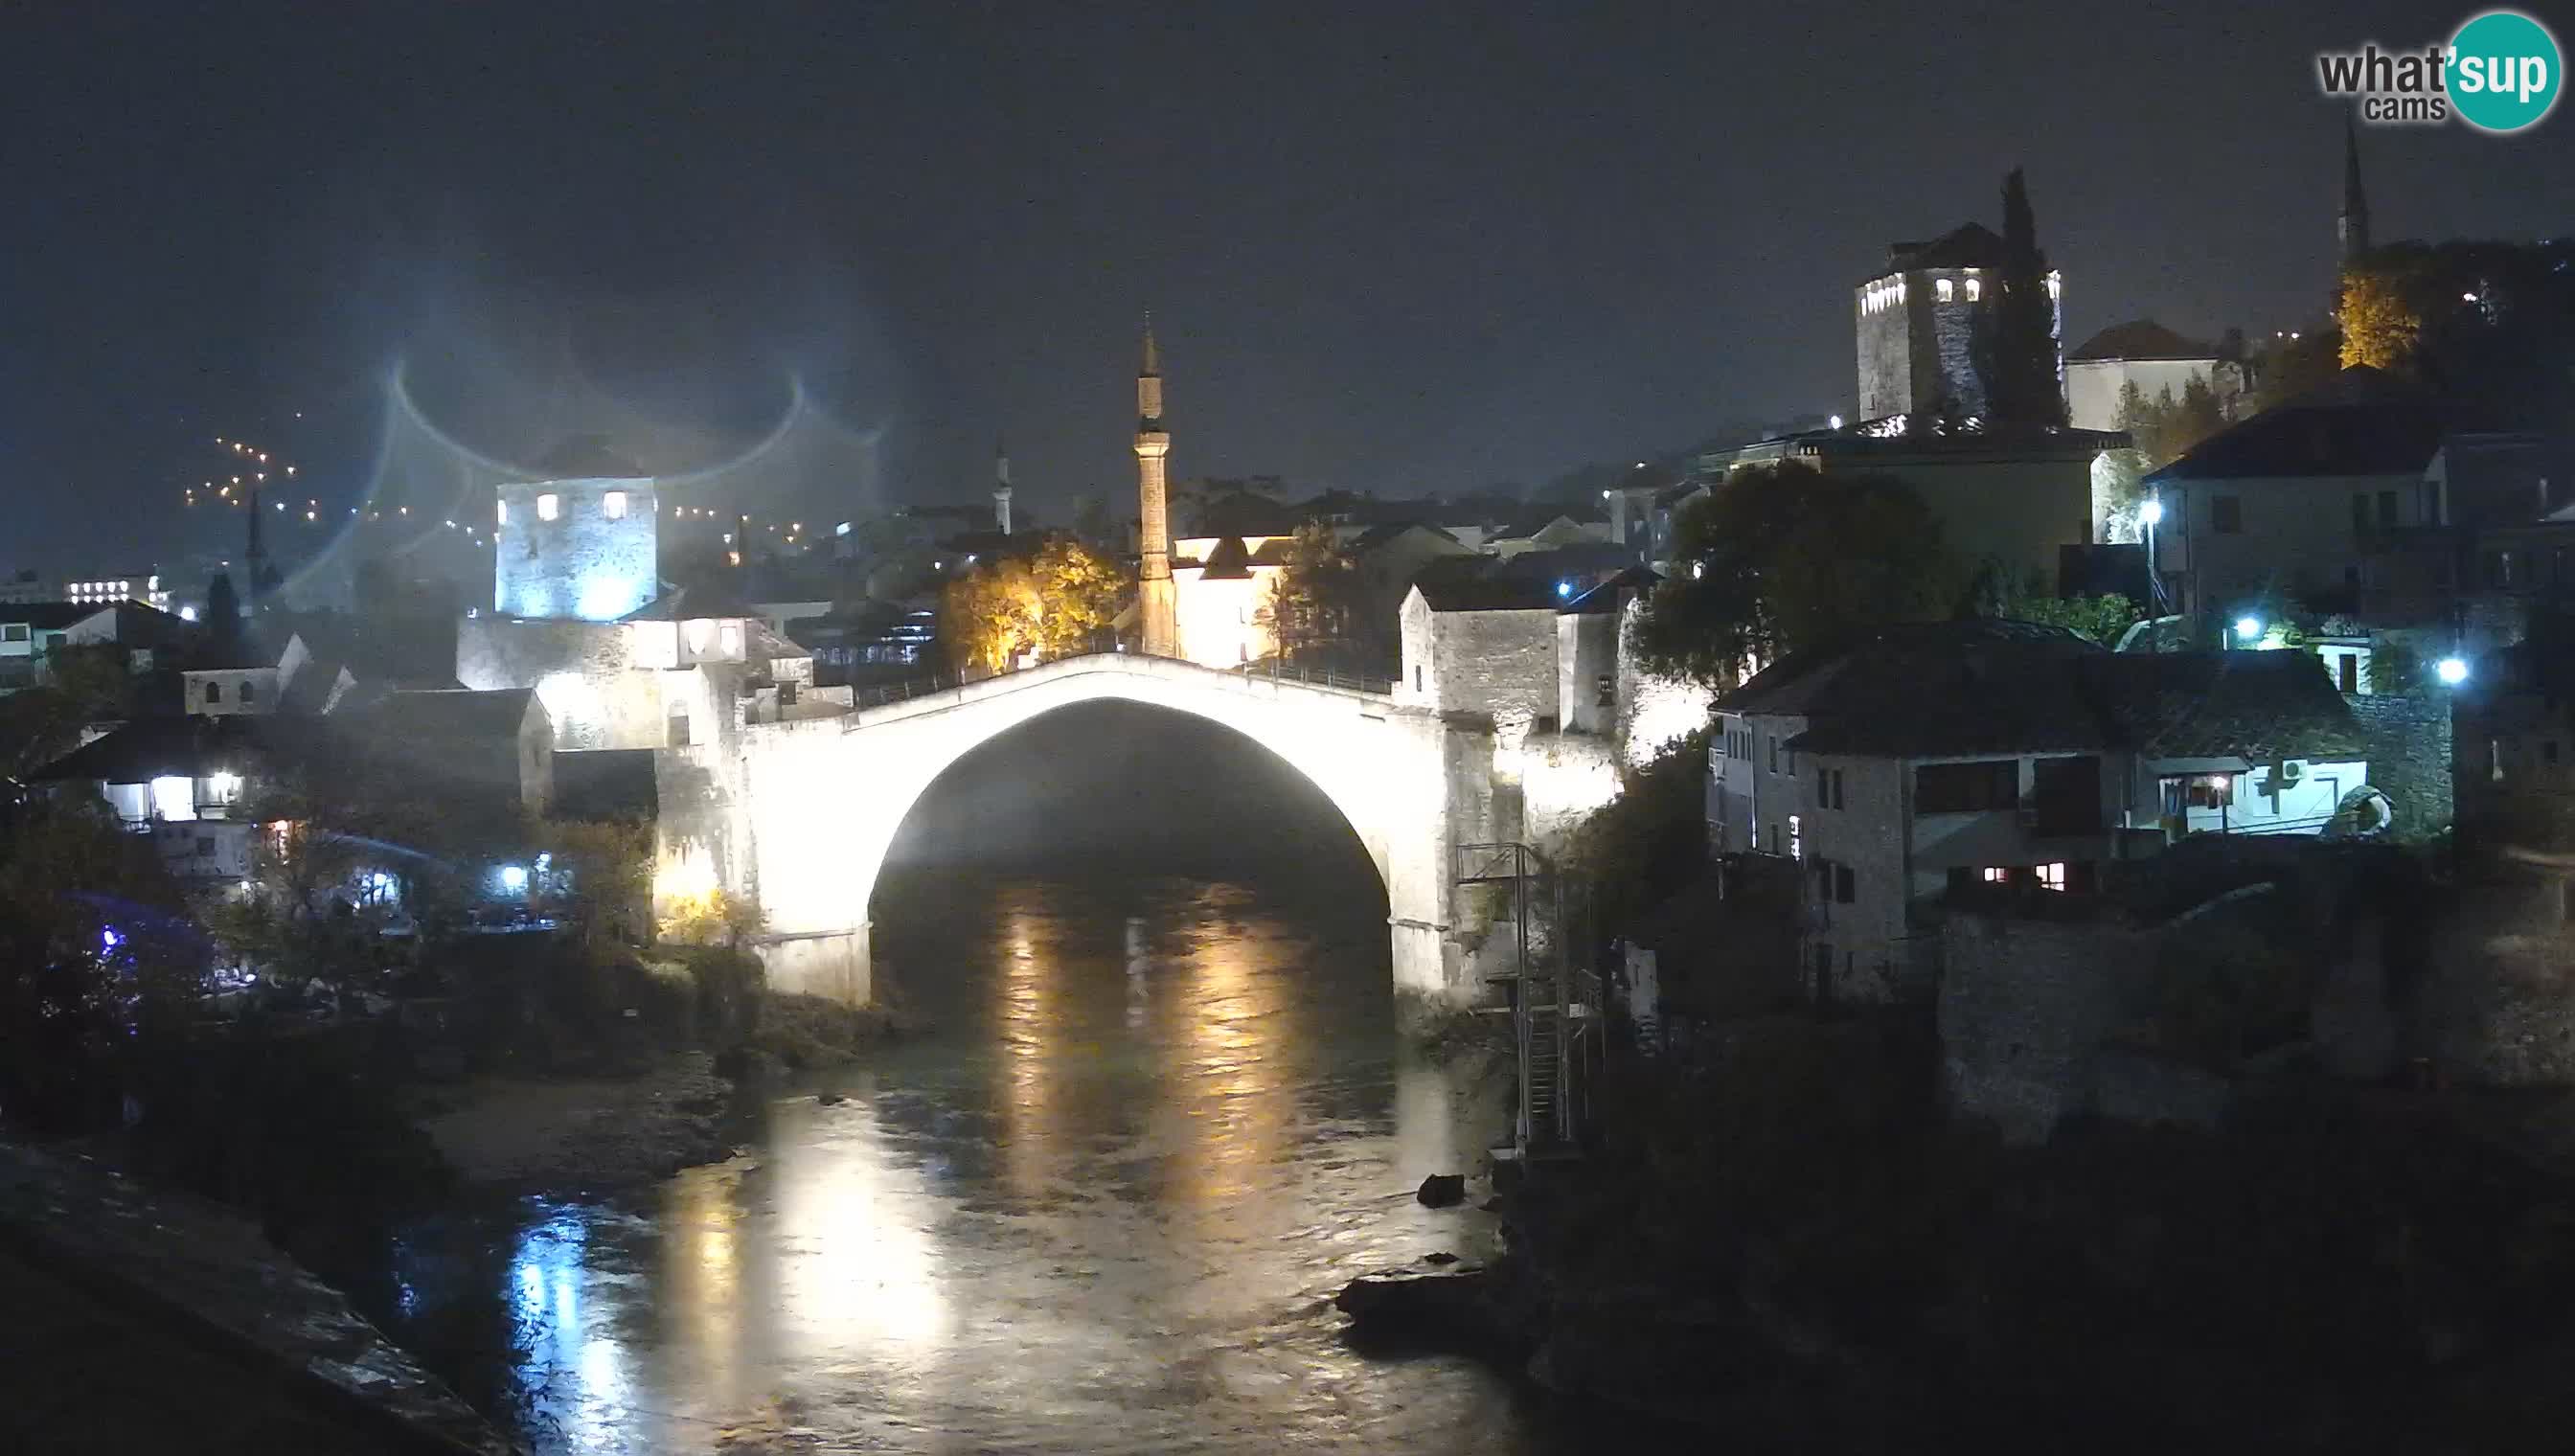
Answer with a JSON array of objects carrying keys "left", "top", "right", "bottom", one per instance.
[
  {"left": 243, "top": 478, "right": 271, "bottom": 607},
  {"left": 1133, "top": 316, "right": 1179, "bottom": 657},
  {"left": 992, "top": 435, "right": 1014, "bottom": 535},
  {"left": 2337, "top": 115, "right": 2371, "bottom": 264}
]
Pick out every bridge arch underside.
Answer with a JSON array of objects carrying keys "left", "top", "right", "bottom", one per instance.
[{"left": 734, "top": 658, "right": 1465, "bottom": 1012}]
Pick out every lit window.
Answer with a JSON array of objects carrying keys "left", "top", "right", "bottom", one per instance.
[
  {"left": 536, "top": 492, "right": 559, "bottom": 521},
  {"left": 2036, "top": 862, "right": 2067, "bottom": 892},
  {"left": 149, "top": 776, "right": 196, "bottom": 823},
  {"left": 1981, "top": 866, "right": 2009, "bottom": 884},
  {"left": 496, "top": 500, "right": 508, "bottom": 525},
  {"left": 604, "top": 490, "right": 627, "bottom": 519},
  {"left": 1936, "top": 278, "right": 1954, "bottom": 303},
  {"left": 1965, "top": 277, "right": 1982, "bottom": 302}
]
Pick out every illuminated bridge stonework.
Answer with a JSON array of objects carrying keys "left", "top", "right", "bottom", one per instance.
[{"left": 655, "top": 652, "right": 1608, "bottom": 1017}]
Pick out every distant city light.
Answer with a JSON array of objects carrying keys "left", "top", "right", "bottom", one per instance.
[
  {"left": 2437, "top": 656, "right": 2470, "bottom": 686},
  {"left": 2234, "top": 616, "right": 2264, "bottom": 642},
  {"left": 2139, "top": 498, "right": 2164, "bottom": 527}
]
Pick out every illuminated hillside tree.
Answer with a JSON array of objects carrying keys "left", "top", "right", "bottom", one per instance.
[{"left": 942, "top": 535, "right": 1126, "bottom": 672}]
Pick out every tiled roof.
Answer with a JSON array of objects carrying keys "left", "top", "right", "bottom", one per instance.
[
  {"left": 1410, "top": 557, "right": 1561, "bottom": 612},
  {"left": 1731, "top": 621, "right": 2365, "bottom": 763},
  {"left": 1738, "top": 621, "right": 2110, "bottom": 757},
  {"left": 2068, "top": 319, "right": 2219, "bottom": 363},
  {"left": 1874, "top": 222, "right": 2007, "bottom": 278},
  {"left": 530, "top": 434, "right": 648, "bottom": 480},
  {"left": 0, "top": 603, "right": 96, "bottom": 630},
  {"left": 2083, "top": 650, "right": 2367, "bottom": 762},
  {"left": 2143, "top": 367, "right": 2450, "bottom": 484},
  {"left": 343, "top": 688, "right": 538, "bottom": 741}
]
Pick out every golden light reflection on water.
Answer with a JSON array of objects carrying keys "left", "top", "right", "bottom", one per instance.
[{"left": 477, "top": 875, "right": 1532, "bottom": 1454}]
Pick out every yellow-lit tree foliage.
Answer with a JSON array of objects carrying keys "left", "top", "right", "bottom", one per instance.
[{"left": 2338, "top": 268, "right": 2422, "bottom": 371}]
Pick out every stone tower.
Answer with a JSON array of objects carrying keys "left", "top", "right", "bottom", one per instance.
[
  {"left": 2337, "top": 116, "right": 2372, "bottom": 264},
  {"left": 1854, "top": 223, "right": 2059, "bottom": 421},
  {"left": 493, "top": 436, "right": 659, "bottom": 623},
  {"left": 1133, "top": 318, "right": 1179, "bottom": 657},
  {"left": 992, "top": 435, "right": 1014, "bottom": 536}
]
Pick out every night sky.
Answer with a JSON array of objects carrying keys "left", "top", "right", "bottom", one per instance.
[{"left": 4, "top": 0, "right": 2567, "bottom": 567}]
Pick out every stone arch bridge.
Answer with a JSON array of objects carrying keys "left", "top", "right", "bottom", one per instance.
[{"left": 653, "top": 651, "right": 1624, "bottom": 1015}]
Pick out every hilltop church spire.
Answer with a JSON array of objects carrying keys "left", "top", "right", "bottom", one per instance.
[
  {"left": 2338, "top": 115, "right": 2372, "bottom": 264},
  {"left": 1132, "top": 314, "right": 1178, "bottom": 657}
]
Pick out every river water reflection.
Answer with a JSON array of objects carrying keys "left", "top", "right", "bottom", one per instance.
[{"left": 417, "top": 870, "right": 1600, "bottom": 1453}]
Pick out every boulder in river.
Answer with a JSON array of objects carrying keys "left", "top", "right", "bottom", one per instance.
[{"left": 1416, "top": 1172, "right": 1466, "bottom": 1207}]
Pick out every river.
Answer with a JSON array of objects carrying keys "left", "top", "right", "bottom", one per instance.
[{"left": 381, "top": 864, "right": 1619, "bottom": 1454}]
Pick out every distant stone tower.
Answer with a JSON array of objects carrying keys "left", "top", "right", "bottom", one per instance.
[
  {"left": 2337, "top": 116, "right": 2372, "bottom": 264},
  {"left": 493, "top": 436, "right": 659, "bottom": 622},
  {"left": 992, "top": 436, "right": 1014, "bottom": 535},
  {"left": 1133, "top": 318, "right": 1179, "bottom": 657},
  {"left": 1854, "top": 222, "right": 2062, "bottom": 421}
]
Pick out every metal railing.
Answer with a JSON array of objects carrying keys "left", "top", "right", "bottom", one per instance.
[{"left": 843, "top": 648, "right": 1394, "bottom": 710}]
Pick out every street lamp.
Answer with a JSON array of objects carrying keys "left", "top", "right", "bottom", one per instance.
[
  {"left": 2139, "top": 497, "right": 2165, "bottom": 628},
  {"left": 2437, "top": 656, "right": 2470, "bottom": 686},
  {"left": 2235, "top": 615, "right": 2264, "bottom": 644}
]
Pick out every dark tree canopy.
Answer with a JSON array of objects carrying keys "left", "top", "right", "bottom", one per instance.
[
  {"left": 1975, "top": 167, "right": 2067, "bottom": 427},
  {"left": 1632, "top": 465, "right": 1963, "bottom": 685}
]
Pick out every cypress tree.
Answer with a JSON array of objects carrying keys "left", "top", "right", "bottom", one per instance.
[{"left": 1979, "top": 168, "right": 2067, "bottom": 426}]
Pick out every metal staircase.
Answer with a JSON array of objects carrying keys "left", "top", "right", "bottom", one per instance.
[{"left": 1455, "top": 841, "right": 1598, "bottom": 1162}]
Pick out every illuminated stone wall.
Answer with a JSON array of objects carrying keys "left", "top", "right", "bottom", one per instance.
[
  {"left": 494, "top": 475, "right": 658, "bottom": 623},
  {"left": 456, "top": 617, "right": 669, "bottom": 751}
]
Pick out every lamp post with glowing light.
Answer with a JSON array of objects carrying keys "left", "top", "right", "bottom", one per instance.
[{"left": 2139, "top": 495, "right": 2165, "bottom": 639}]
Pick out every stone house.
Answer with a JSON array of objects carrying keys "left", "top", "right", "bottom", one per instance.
[
  {"left": 2062, "top": 319, "right": 2238, "bottom": 433},
  {"left": 1710, "top": 620, "right": 2369, "bottom": 1002},
  {"left": 1396, "top": 566, "right": 1561, "bottom": 731},
  {"left": 2143, "top": 364, "right": 2555, "bottom": 650}
]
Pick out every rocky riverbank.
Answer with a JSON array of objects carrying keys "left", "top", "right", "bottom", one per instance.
[{"left": 412, "top": 1051, "right": 742, "bottom": 1199}]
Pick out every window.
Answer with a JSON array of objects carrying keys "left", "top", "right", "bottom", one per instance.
[
  {"left": 1414, "top": 666, "right": 1424, "bottom": 692},
  {"left": 536, "top": 492, "right": 560, "bottom": 521},
  {"left": 1834, "top": 863, "right": 1855, "bottom": 903},
  {"left": 2159, "top": 773, "right": 2236, "bottom": 812},
  {"left": 2377, "top": 489, "right": 2399, "bottom": 529},
  {"left": 1766, "top": 823, "right": 1779, "bottom": 855},
  {"left": 1965, "top": 277, "right": 1982, "bottom": 302},
  {"left": 1, "top": 624, "right": 25, "bottom": 643},
  {"left": 1767, "top": 737, "right": 1778, "bottom": 773},
  {"left": 2547, "top": 740, "right": 2562, "bottom": 766},
  {"left": 603, "top": 490, "right": 627, "bottom": 519},
  {"left": 204, "top": 680, "right": 222, "bottom": 704},
  {"left": 2352, "top": 493, "right": 2371, "bottom": 531},
  {"left": 2211, "top": 495, "right": 2243, "bottom": 534},
  {"left": 1915, "top": 759, "right": 2018, "bottom": 813},
  {"left": 239, "top": 680, "right": 255, "bottom": 705},
  {"left": 2337, "top": 652, "right": 2359, "bottom": 694},
  {"left": 2029, "top": 755, "right": 2102, "bottom": 834},
  {"left": 1595, "top": 673, "right": 1614, "bottom": 708},
  {"left": 1936, "top": 278, "right": 1954, "bottom": 303},
  {"left": 2036, "top": 862, "right": 2068, "bottom": 892},
  {"left": 1788, "top": 814, "right": 1802, "bottom": 861},
  {"left": 1981, "top": 866, "right": 2011, "bottom": 885},
  {"left": 1831, "top": 769, "right": 1845, "bottom": 808}
]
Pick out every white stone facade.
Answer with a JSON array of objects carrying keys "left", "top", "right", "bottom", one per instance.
[{"left": 494, "top": 475, "right": 659, "bottom": 623}]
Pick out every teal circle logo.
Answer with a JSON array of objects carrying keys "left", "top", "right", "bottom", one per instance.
[{"left": 2449, "top": 10, "right": 2562, "bottom": 132}]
